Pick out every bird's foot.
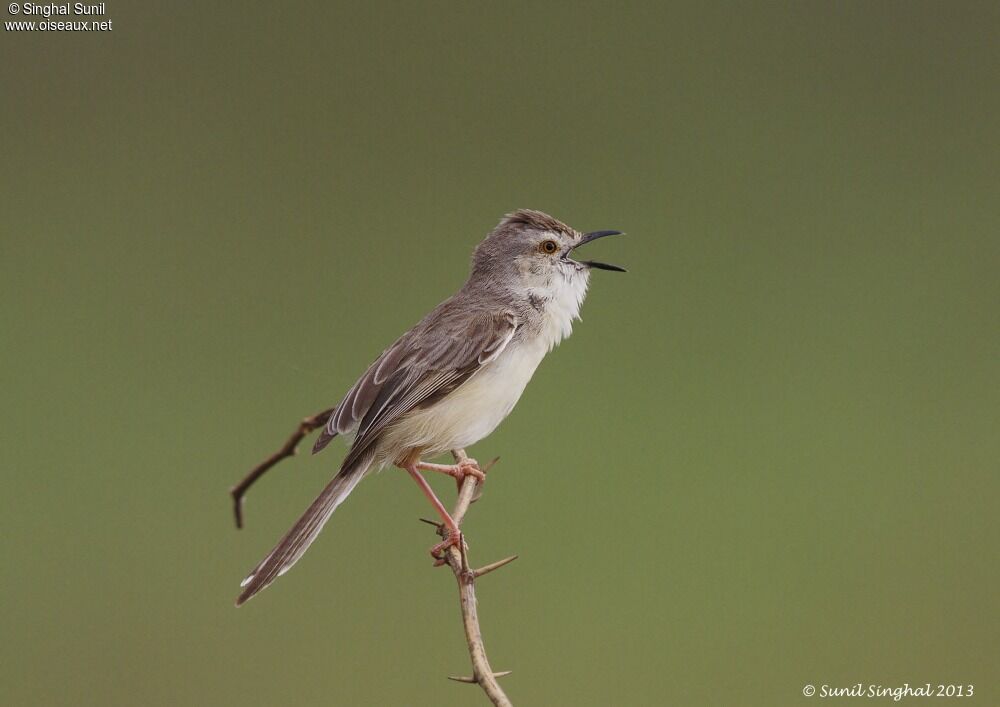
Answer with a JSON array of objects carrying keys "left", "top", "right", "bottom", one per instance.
[
  {"left": 421, "top": 519, "right": 465, "bottom": 566},
  {"left": 430, "top": 529, "right": 464, "bottom": 566}
]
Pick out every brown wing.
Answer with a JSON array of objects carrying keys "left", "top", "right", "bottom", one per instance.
[
  {"left": 313, "top": 307, "right": 518, "bottom": 459},
  {"left": 340, "top": 308, "right": 517, "bottom": 469}
]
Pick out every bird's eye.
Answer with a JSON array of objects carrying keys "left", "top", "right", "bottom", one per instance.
[{"left": 539, "top": 240, "right": 559, "bottom": 254}]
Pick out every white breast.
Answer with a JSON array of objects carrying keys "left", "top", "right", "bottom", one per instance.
[{"left": 381, "top": 338, "right": 547, "bottom": 458}]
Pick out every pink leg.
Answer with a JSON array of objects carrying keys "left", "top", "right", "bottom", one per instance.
[
  {"left": 404, "top": 465, "right": 463, "bottom": 561},
  {"left": 416, "top": 458, "right": 486, "bottom": 491}
]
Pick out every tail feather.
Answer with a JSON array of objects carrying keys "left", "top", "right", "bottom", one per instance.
[{"left": 236, "top": 452, "right": 372, "bottom": 606}]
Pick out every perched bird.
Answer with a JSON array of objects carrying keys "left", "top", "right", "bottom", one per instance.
[{"left": 236, "top": 209, "right": 625, "bottom": 605}]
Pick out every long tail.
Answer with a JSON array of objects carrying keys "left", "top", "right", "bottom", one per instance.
[{"left": 236, "top": 451, "right": 373, "bottom": 606}]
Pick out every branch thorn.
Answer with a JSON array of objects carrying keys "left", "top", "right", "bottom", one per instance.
[
  {"left": 473, "top": 554, "right": 518, "bottom": 578},
  {"left": 447, "top": 671, "right": 513, "bottom": 684}
]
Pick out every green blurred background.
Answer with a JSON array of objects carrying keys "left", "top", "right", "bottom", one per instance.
[{"left": 2, "top": 2, "right": 997, "bottom": 705}]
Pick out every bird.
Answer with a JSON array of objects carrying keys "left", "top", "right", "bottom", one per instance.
[{"left": 236, "top": 209, "right": 625, "bottom": 606}]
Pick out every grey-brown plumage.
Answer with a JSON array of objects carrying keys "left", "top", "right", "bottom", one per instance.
[
  {"left": 312, "top": 308, "right": 519, "bottom": 462},
  {"left": 236, "top": 210, "right": 624, "bottom": 605}
]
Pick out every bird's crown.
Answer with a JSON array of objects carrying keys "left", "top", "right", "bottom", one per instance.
[{"left": 497, "top": 209, "right": 578, "bottom": 238}]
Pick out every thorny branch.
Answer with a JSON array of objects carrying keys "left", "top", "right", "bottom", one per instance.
[
  {"left": 233, "top": 415, "right": 516, "bottom": 706},
  {"left": 435, "top": 448, "right": 515, "bottom": 707}
]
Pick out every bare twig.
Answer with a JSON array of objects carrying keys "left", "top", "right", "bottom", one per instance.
[
  {"left": 229, "top": 407, "right": 333, "bottom": 528},
  {"left": 435, "top": 448, "right": 515, "bottom": 707}
]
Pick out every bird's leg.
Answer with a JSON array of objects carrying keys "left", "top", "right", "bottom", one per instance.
[
  {"left": 402, "top": 463, "right": 464, "bottom": 563},
  {"left": 415, "top": 457, "right": 486, "bottom": 492}
]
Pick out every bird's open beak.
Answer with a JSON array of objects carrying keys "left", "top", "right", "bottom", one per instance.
[{"left": 571, "top": 230, "right": 626, "bottom": 272}]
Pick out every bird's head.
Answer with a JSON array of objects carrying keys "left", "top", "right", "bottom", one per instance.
[{"left": 471, "top": 209, "right": 625, "bottom": 298}]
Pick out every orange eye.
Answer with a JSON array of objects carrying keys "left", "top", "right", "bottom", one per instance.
[{"left": 540, "top": 240, "right": 558, "bottom": 254}]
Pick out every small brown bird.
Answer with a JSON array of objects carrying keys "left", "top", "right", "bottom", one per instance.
[{"left": 237, "top": 210, "right": 624, "bottom": 605}]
